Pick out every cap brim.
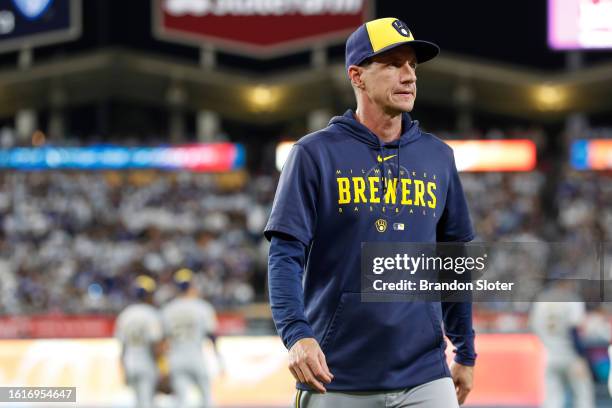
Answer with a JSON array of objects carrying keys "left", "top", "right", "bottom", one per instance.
[{"left": 370, "top": 40, "right": 440, "bottom": 64}]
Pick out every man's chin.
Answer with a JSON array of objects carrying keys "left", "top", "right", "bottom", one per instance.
[{"left": 389, "top": 103, "right": 414, "bottom": 114}]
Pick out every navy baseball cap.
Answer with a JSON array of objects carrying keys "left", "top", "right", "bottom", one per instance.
[{"left": 345, "top": 18, "right": 440, "bottom": 72}]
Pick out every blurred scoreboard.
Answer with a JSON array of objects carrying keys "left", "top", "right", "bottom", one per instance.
[
  {"left": 571, "top": 139, "right": 612, "bottom": 170},
  {"left": 446, "top": 140, "right": 536, "bottom": 172},
  {"left": 0, "top": 0, "right": 81, "bottom": 53},
  {"left": 0, "top": 143, "right": 245, "bottom": 172},
  {"left": 548, "top": 0, "right": 612, "bottom": 50},
  {"left": 276, "top": 139, "right": 537, "bottom": 172}
]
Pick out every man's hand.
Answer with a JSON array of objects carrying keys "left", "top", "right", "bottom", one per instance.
[
  {"left": 288, "top": 338, "right": 334, "bottom": 393},
  {"left": 450, "top": 361, "right": 474, "bottom": 405}
]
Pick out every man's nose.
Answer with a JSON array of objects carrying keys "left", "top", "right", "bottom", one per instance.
[{"left": 400, "top": 63, "right": 416, "bottom": 83}]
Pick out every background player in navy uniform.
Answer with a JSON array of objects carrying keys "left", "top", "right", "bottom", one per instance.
[{"left": 266, "top": 18, "right": 476, "bottom": 407}]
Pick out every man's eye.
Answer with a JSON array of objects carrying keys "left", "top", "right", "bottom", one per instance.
[{"left": 389, "top": 62, "right": 417, "bottom": 69}]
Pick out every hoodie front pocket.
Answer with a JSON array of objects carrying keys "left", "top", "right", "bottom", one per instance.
[
  {"left": 319, "top": 292, "right": 349, "bottom": 352},
  {"left": 320, "top": 293, "right": 442, "bottom": 372}
]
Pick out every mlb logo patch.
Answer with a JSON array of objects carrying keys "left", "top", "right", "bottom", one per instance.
[
  {"left": 12, "top": 0, "right": 53, "bottom": 20},
  {"left": 393, "top": 223, "right": 405, "bottom": 231}
]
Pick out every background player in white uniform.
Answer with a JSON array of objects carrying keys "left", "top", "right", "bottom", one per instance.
[
  {"left": 162, "top": 268, "right": 219, "bottom": 408},
  {"left": 115, "top": 275, "right": 164, "bottom": 408},
  {"left": 530, "top": 280, "right": 594, "bottom": 408}
]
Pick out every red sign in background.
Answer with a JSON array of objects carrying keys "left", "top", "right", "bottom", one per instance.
[
  {"left": 154, "top": 0, "right": 371, "bottom": 55},
  {"left": 0, "top": 314, "right": 246, "bottom": 338}
]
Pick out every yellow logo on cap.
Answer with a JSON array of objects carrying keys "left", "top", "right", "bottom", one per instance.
[{"left": 366, "top": 18, "right": 415, "bottom": 53}]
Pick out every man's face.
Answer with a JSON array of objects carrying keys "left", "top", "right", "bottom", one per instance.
[{"left": 359, "top": 45, "right": 418, "bottom": 114}]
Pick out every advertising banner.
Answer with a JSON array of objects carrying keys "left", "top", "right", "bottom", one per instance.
[
  {"left": 548, "top": 0, "right": 612, "bottom": 50},
  {"left": 0, "top": 335, "right": 543, "bottom": 407},
  {"left": 276, "top": 140, "right": 537, "bottom": 172},
  {"left": 0, "top": 0, "right": 81, "bottom": 53},
  {"left": 153, "top": 0, "right": 371, "bottom": 56},
  {"left": 571, "top": 139, "right": 612, "bottom": 170},
  {"left": 0, "top": 143, "right": 246, "bottom": 172},
  {"left": 0, "top": 314, "right": 246, "bottom": 338},
  {"left": 446, "top": 140, "right": 537, "bottom": 172}
]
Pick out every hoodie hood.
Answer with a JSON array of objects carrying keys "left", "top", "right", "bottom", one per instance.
[
  {"left": 328, "top": 109, "right": 422, "bottom": 199},
  {"left": 328, "top": 109, "right": 421, "bottom": 148}
]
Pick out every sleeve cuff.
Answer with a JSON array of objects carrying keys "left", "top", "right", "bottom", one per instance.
[
  {"left": 454, "top": 354, "right": 477, "bottom": 366},
  {"left": 448, "top": 332, "right": 477, "bottom": 366},
  {"left": 283, "top": 321, "right": 315, "bottom": 350}
]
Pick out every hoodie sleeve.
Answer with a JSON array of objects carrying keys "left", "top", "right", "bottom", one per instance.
[
  {"left": 265, "top": 144, "right": 318, "bottom": 349},
  {"left": 442, "top": 301, "right": 477, "bottom": 366},
  {"left": 268, "top": 235, "right": 315, "bottom": 349},
  {"left": 264, "top": 144, "right": 319, "bottom": 246},
  {"left": 438, "top": 151, "right": 477, "bottom": 366}
]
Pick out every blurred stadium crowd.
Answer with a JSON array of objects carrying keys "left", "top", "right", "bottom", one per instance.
[
  {"left": 0, "top": 128, "right": 609, "bottom": 320},
  {"left": 0, "top": 169, "right": 274, "bottom": 314}
]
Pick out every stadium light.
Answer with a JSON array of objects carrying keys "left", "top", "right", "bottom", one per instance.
[
  {"left": 246, "top": 85, "right": 282, "bottom": 112},
  {"left": 533, "top": 84, "right": 567, "bottom": 111}
]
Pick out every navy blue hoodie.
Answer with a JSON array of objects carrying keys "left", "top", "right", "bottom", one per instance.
[{"left": 265, "top": 110, "right": 476, "bottom": 391}]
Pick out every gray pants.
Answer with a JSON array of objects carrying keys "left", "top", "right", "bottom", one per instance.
[
  {"left": 126, "top": 372, "right": 157, "bottom": 408},
  {"left": 171, "top": 367, "right": 212, "bottom": 408},
  {"left": 296, "top": 378, "right": 459, "bottom": 408},
  {"left": 543, "top": 356, "right": 594, "bottom": 408}
]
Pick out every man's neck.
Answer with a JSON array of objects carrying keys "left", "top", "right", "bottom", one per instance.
[
  {"left": 355, "top": 105, "right": 403, "bottom": 144},
  {"left": 180, "top": 289, "right": 198, "bottom": 299}
]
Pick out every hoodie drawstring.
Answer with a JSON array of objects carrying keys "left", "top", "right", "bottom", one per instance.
[
  {"left": 378, "top": 143, "right": 402, "bottom": 207},
  {"left": 378, "top": 144, "right": 386, "bottom": 197},
  {"left": 396, "top": 145, "right": 401, "bottom": 205}
]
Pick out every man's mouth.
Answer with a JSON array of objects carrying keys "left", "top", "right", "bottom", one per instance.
[{"left": 394, "top": 91, "right": 414, "bottom": 97}]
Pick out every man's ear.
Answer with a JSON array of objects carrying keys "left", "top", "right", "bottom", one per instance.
[{"left": 348, "top": 65, "right": 366, "bottom": 90}]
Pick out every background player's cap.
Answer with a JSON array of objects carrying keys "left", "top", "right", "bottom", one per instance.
[
  {"left": 345, "top": 17, "right": 440, "bottom": 72},
  {"left": 174, "top": 268, "right": 194, "bottom": 290},
  {"left": 134, "top": 275, "right": 156, "bottom": 298},
  {"left": 135, "top": 275, "right": 156, "bottom": 292}
]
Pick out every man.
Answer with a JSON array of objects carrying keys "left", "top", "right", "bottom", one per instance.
[
  {"left": 161, "top": 268, "right": 218, "bottom": 408},
  {"left": 530, "top": 281, "right": 594, "bottom": 408},
  {"left": 265, "top": 18, "right": 476, "bottom": 407},
  {"left": 115, "top": 275, "right": 164, "bottom": 408}
]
